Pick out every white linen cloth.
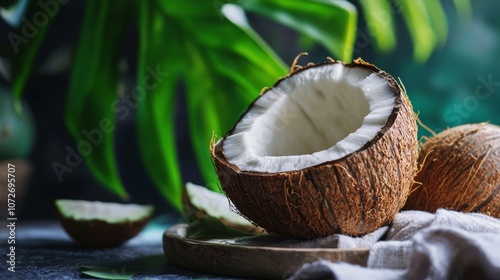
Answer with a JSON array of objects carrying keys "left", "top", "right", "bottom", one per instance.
[{"left": 289, "top": 209, "right": 500, "bottom": 280}]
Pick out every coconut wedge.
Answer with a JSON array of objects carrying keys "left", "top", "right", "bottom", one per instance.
[
  {"left": 55, "top": 199, "right": 154, "bottom": 247},
  {"left": 184, "top": 182, "right": 262, "bottom": 233},
  {"left": 212, "top": 58, "right": 418, "bottom": 238},
  {"left": 185, "top": 182, "right": 251, "bottom": 226}
]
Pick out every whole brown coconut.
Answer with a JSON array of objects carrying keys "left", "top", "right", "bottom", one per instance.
[
  {"left": 212, "top": 58, "right": 419, "bottom": 239},
  {"left": 404, "top": 123, "right": 500, "bottom": 217}
]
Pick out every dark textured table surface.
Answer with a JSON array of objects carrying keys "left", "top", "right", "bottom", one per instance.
[{"left": 0, "top": 217, "right": 250, "bottom": 279}]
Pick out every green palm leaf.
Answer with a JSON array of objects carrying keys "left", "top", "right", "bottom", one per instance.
[
  {"left": 181, "top": 5, "right": 287, "bottom": 192},
  {"left": 65, "top": 0, "right": 129, "bottom": 199},
  {"left": 136, "top": 0, "right": 183, "bottom": 211},
  {"left": 357, "top": 0, "right": 396, "bottom": 52},
  {"left": 10, "top": 0, "right": 52, "bottom": 102},
  {"left": 237, "top": 0, "right": 357, "bottom": 61},
  {"left": 398, "top": 0, "right": 436, "bottom": 62}
]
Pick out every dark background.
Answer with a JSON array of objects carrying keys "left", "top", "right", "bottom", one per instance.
[{"left": 1, "top": 0, "right": 499, "bottom": 219}]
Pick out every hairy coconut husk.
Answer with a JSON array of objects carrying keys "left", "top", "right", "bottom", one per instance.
[
  {"left": 212, "top": 59, "right": 418, "bottom": 238},
  {"left": 404, "top": 123, "right": 500, "bottom": 217}
]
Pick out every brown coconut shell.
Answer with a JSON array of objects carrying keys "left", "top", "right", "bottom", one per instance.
[
  {"left": 212, "top": 59, "right": 419, "bottom": 239},
  {"left": 404, "top": 123, "right": 500, "bottom": 217},
  {"left": 55, "top": 200, "right": 153, "bottom": 248},
  {"left": 57, "top": 215, "right": 150, "bottom": 248}
]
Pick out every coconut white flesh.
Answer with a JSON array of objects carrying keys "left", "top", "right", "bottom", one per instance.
[
  {"left": 55, "top": 199, "right": 154, "bottom": 223},
  {"left": 186, "top": 182, "right": 252, "bottom": 226},
  {"left": 223, "top": 64, "right": 395, "bottom": 173}
]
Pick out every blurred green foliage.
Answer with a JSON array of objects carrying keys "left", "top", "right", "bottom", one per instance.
[
  {"left": 370, "top": 1, "right": 500, "bottom": 140},
  {"left": 0, "top": 86, "right": 35, "bottom": 160},
  {"left": 5, "top": 0, "right": 470, "bottom": 211}
]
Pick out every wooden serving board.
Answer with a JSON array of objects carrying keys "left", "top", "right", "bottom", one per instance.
[{"left": 163, "top": 224, "right": 370, "bottom": 279}]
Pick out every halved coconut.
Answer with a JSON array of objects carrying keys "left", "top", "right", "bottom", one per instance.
[
  {"left": 212, "top": 58, "right": 418, "bottom": 238},
  {"left": 55, "top": 199, "right": 154, "bottom": 247}
]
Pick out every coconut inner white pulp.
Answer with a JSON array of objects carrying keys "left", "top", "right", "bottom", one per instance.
[
  {"left": 223, "top": 64, "right": 396, "bottom": 173},
  {"left": 56, "top": 200, "right": 153, "bottom": 223}
]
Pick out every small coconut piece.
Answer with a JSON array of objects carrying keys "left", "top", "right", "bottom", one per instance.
[
  {"left": 55, "top": 199, "right": 154, "bottom": 248},
  {"left": 212, "top": 58, "right": 418, "bottom": 238},
  {"left": 184, "top": 182, "right": 261, "bottom": 233},
  {"left": 404, "top": 123, "right": 500, "bottom": 217}
]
